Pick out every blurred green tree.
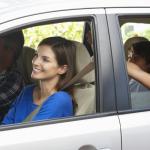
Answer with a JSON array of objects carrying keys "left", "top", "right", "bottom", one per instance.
[{"left": 23, "top": 22, "right": 84, "bottom": 49}]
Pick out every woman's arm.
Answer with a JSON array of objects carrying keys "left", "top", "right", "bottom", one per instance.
[{"left": 127, "top": 62, "right": 150, "bottom": 89}]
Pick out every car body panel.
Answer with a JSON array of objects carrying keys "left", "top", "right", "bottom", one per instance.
[
  {"left": 1, "top": 1, "right": 150, "bottom": 149},
  {"left": 119, "top": 112, "right": 150, "bottom": 150},
  {"left": 1, "top": 0, "right": 150, "bottom": 24},
  {"left": 0, "top": 9, "right": 104, "bottom": 33},
  {"left": 0, "top": 116, "right": 121, "bottom": 150},
  {"left": 0, "top": 6, "right": 121, "bottom": 150}
]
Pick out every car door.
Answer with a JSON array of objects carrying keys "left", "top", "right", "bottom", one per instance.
[
  {"left": 0, "top": 6, "right": 121, "bottom": 150},
  {"left": 106, "top": 7, "right": 150, "bottom": 150}
]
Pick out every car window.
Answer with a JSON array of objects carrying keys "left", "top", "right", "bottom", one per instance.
[
  {"left": 23, "top": 22, "right": 84, "bottom": 49},
  {"left": 119, "top": 16, "right": 150, "bottom": 111},
  {"left": 0, "top": 19, "right": 98, "bottom": 126}
]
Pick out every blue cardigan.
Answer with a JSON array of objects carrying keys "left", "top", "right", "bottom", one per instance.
[{"left": 2, "top": 85, "right": 73, "bottom": 124}]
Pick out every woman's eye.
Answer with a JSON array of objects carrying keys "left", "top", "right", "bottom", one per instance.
[{"left": 43, "top": 57, "right": 50, "bottom": 62}]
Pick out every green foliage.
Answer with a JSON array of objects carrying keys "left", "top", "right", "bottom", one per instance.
[
  {"left": 122, "top": 30, "right": 150, "bottom": 43},
  {"left": 122, "top": 31, "right": 139, "bottom": 43},
  {"left": 23, "top": 22, "right": 84, "bottom": 49},
  {"left": 121, "top": 23, "right": 150, "bottom": 43},
  {"left": 142, "top": 29, "right": 150, "bottom": 40}
]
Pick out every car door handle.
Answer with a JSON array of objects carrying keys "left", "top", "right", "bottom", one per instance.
[{"left": 78, "top": 145, "right": 111, "bottom": 150}]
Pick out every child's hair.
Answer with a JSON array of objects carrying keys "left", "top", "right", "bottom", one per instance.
[
  {"left": 132, "top": 41, "right": 150, "bottom": 65},
  {"left": 124, "top": 36, "right": 148, "bottom": 60}
]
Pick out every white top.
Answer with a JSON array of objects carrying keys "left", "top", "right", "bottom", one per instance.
[{"left": 129, "top": 78, "right": 149, "bottom": 92}]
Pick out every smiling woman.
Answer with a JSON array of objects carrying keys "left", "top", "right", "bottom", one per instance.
[{"left": 2, "top": 36, "right": 76, "bottom": 124}]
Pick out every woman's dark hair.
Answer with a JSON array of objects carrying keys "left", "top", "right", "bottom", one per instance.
[
  {"left": 132, "top": 41, "right": 150, "bottom": 65},
  {"left": 38, "top": 36, "right": 76, "bottom": 92},
  {"left": 1, "top": 31, "right": 24, "bottom": 60}
]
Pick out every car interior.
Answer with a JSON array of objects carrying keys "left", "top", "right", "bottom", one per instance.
[
  {"left": 119, "top": 16, "right": 150, "bottom": 110},
  {"left": 3, "top": 20, "right": 96, "bottom": 121}
]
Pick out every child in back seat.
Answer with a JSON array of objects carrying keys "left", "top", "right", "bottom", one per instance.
[{"left": 128, "top": 41, "right": 150, "bottom": 92}]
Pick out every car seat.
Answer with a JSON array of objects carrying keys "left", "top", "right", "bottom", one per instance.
[
  {"left": 73, "top": 41, "right": 96, "bottom": 116},
  {"left": 17, "top": 46, "right": 35, "bottom": 85}
]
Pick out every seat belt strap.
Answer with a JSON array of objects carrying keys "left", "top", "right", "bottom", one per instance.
[
  {"left": 22, "top": 105, "right": 42, "bottom": 123},
  {"left": 62, "top": 61, "right": 94, "bottom": 89}
]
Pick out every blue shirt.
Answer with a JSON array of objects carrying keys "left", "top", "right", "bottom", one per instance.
[{"left": 2, "top": 85, "right": 73, "bottom": 124}]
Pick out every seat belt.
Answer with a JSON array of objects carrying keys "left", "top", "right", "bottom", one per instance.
[
  {"left": 62, "top": 60, "right": 94, "bottom": 90},
  {"left": 22, "top": 104, "right": 42, "bottom": 123}
]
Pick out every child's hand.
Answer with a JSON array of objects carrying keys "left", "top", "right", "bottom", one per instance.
[{"left": 127, "top": 62, "right": 142, "bottom": 76}]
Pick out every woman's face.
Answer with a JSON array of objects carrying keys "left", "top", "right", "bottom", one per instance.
[{"left": 31, "top": 45, "right": 66, "bottom": 81}]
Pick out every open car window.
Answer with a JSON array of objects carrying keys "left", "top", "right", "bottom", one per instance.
[
  {"left": 119, "top": 16, "right": 150, "bottom": 111},
  {"left": 0, "top": 19, "right": 98, "bottom": 126}
]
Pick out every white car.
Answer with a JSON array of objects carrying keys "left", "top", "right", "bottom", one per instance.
[{"left": 0, "top": 0, "right": 150, "bottom": 150}]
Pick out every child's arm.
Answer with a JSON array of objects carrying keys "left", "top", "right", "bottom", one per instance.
[{"left": 127, "top": 62, "right": 150, "bottom": 89}]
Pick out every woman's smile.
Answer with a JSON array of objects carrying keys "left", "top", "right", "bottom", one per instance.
[{"left": 32, "top": 67, "right": 42, "bottom": 73}]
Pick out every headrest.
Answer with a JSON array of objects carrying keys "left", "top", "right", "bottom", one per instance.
[
  {"left": 74, "top": 41, "right": 95, "bottom": 83},
  {"left": 17, "top": 46, "right": 35, "bottom": 84}
]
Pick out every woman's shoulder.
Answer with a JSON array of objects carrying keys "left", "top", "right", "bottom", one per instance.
[
  {"left": 44, "top": 91, "right": 73, "bottom": 110},
  {"left": 53, "top": 91, "right": 72, "bottom": 99},
  {"left": 18, "top": 84, "right": 36, "bottom": 98},
  {"left": 47, "top": 91, "right": 72, "bottom": 104},
  {"left": 23, "top": 84, "right": 36, "bottom": 92}
]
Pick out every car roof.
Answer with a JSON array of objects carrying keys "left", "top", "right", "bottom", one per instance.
[
  {"left": 0, "top": 0, "right": 150, "bottom": 24},
  {"left": 1, "top": 0, "right": 150, "bottom": 9}
]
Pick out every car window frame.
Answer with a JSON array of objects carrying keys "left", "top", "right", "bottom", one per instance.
[
  {"left": 0, "top": 10, "right": 117, "bottom": 131},
  {"left": 106, "top": 8, "right": 150, "bottom": 114},
  {"left": 119, "top": 14, "right": 150, "bottom": 113}
]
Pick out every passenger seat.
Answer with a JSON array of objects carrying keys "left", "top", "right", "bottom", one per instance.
[
  {"left": 17, "top": 46, "right": 35, "bottom": 85},
  {"left": 73, "top": 41, "right": 96, "bottom": 116}
]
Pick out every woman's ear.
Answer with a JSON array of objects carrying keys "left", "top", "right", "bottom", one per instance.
[{"left": 58, "top": 65, "right": 68, "bottom": 75}]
